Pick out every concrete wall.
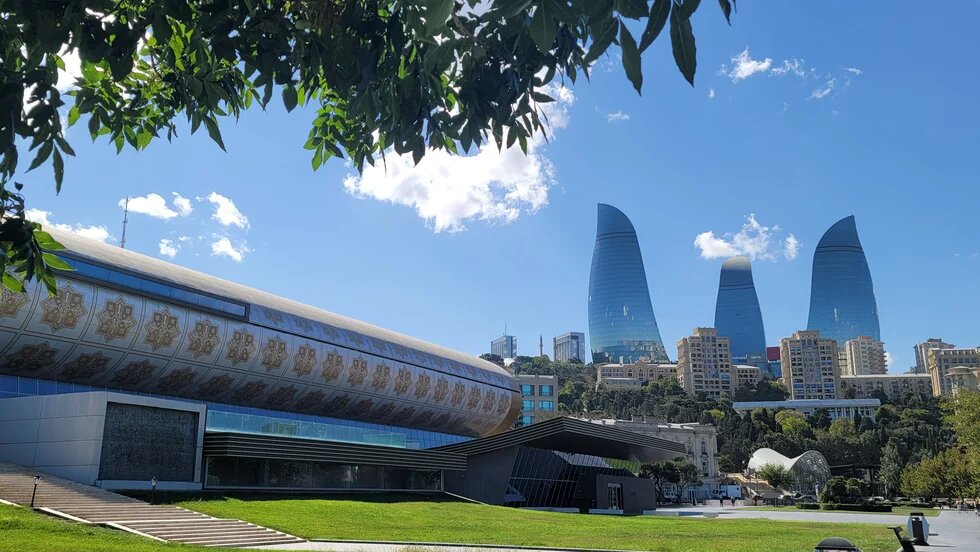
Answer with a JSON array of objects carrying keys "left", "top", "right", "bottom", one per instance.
[
  {"left": 594, "top": 474, "right": 656, "bottom": 514},
  {"left": 0, "top": 391, "right": 205, "bottom": 489},
  {"left": 444, "top": 447, "right": 518, "bottom": 505}
]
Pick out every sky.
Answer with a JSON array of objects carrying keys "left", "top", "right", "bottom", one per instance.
[{"left": 21, "top": 2, "right": 980, "bottom": 374}]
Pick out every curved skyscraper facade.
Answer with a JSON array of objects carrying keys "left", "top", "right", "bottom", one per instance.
[
  {"left": 714, "top": 256, "right": 766, "bottom": 362},
  {"left": 587, "top": 204, "right": 668, "bottom": 364},
  {"left": 806, "top": 215, "right": 880, "bottom": 347}
]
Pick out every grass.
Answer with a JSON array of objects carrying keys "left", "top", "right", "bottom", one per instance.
[
  {"left": 162, "top": 493, "right": 900, "bottom": 552},
  {"left": 0, "top": 504, "right": 215, "bottom": 552},
  {"left": 744, "top": 505, "right": 941, "bottom": 517}
]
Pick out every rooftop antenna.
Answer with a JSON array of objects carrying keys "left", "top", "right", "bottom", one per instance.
[
  {"left": 539, "top": 335, "right": 544, "bottom": 356},
  {"left": 120, "top": 197, "right": 130, "bottom": 249}
]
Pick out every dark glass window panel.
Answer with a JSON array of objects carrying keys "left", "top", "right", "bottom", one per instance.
[
  {"left": 313, "top": 464, "right": 351, "bottom": 488},
  {"left": 352, "top": 465, "right": 382, "bottom": 489}
]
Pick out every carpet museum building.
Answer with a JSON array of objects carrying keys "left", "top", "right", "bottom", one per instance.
[{"left": 0, "top": 230, "right": 683, "bottom": 513}]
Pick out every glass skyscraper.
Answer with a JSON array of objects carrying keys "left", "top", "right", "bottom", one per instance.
[
  {"left": 587, "top": 203, "right": 669, "bottom": 364},
  {"left": 806, "top": 215, "right": 880, "bottom": 347},
  {"left": 714, "top": 256, "right": 766, "bottom": 364}
]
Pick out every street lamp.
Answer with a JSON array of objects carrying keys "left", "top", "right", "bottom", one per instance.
[
  {"left": 30, "top": 475, "right": 40, "bottom": 508},
  {"left": 150, "top": 476, "right": 158, "bottom": 505}
]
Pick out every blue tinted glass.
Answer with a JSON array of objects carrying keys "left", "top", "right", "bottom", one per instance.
[
  {"left": 0, "top": 375, "right": 16, "bottom": 393},
  {"left": 170, "top": 287, "right": 197, "bottom": 305},
  {"left": 197, "top": 295, "right": 224, "bottom": 312},
  {"left": 139, "top": 278, "right": 172, "bottom": 298},
  {"left": 37, "top": 380, "right": 57, "bottom": 395},
  {"left": 714, "top": 256, "right": 767, "bottom": 361},
  {"left": 807, "top": 216, "right": 880, "bottom": 347},
  {"left": 521, "top": 400, "right": 535, "bottom": 410},
  {"left": 18, "top": 378, "right": 37, "bottom": 395},
  {"left": 539, "top": 385, "right": 553, "bottom": 397},
  {"left": 539, "top": 401, "right": 554, "bottom": 411},
  {"left": 520, "top": 384, "right": 534, "bottom": 396},
  {"left": 588, "top": 204, "right": 668, "bottom": 364},
  {"left": 74, "top": 260, "right": 110, "bottom": 280},
  {"left": 108, "top": 270, "right": 142, "bottom": 289},
  {"left": 223, "top": 302, "right": 246, "bottom": 317}
]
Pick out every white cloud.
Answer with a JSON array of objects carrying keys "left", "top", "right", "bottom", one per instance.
[
  {"left": 810, "top": 79, "right": 835, "bottom": 100},
  {"left": 56, "top": 49, "right": 82, "bottom": 92},
  {"left": 122, "top": 193, "right": 194, "bottom": 220},
  {"left": 24, "top": 208, "right": 113, "bottom": 243},
  {"left": 172, "top": 193, "right": 193, "bottom": 217},
  {"left": 606, "top": 110, "right": 630, "bottom": 123},
  {"left": 783, "top": 234, "right": 800, "bottom": 260},
  {"left": 722, "top": 48, "right": 773, "bottom": 82},
  {"left": 211, "top": 237, "right": 250, "bottom": 262},
  {"left": 708, "top": 88, "right": 716, "bottom": 99},
  {"left": 844, "top": 67, "right": 863, "bottom": 75},
  {"left": 158, "top": 239, "right": 179, "bottom": 258},
  {"left": 207, "top": 192, "right": 249, "bottom": 229},
  {"left": 694, "top": 214, "right": 797, "bottom": 262},
  {"left": 770, "top": 58, "right": 806, "bottom": 78},
  {"left": 884, "top": 351, "right": 894, "bottom": 368},
  {"left": 342, "top": 84, "right": 574, "bottom": 233}
]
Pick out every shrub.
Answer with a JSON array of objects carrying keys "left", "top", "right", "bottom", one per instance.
[
  {"left": 796, "top": 502, "right": 820, "bottom": 509},
  {"left": 821, "top": 503, "right": 893, "bottom": 512},
  {"left": 908, "top": 501, "right": 936, "bottom": 508}
]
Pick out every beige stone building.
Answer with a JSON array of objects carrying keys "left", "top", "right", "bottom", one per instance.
[
  {"left": 596, "top": 361, "right": 677, "bottom": 387},
  {"left": 839, "top": 374, "right": 933, "bottom": 399},
  {"left": 780, "top": 330, "right": 840, "bottom": 400},
  {"left": 927, "top": 347, "right": 980, "bottom": 396},
  {"left": 734, "top": 364, "right": 762, "bottom": 389},
  {"left": 842, "top": 336, "right": 887, "bottom": 376},
  {"left": 677, "top": 328, "right": 734, "bottom": 397},
  {"left": 914, "top": 338, "right": 955, "bottom": 374},
  {"left": 587, "top": 418, "right": 719, "bottom": 500}
]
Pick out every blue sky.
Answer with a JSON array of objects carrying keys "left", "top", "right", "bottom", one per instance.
[{"left": 23, "top": 2, "right": 979, "bottom": 373}]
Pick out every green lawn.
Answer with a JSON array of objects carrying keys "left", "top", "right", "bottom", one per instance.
[
  {"left": 744, "top": 505, "right": 940, "bottom": 517},
  {"left": 0, "top": 504, "right": 214, "bottom": 552},
  {"left": 168, "top": 493, "right": 899, "bottom": 552}
]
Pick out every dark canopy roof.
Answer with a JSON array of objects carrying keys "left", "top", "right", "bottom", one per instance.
[{"left": 435, "top": 417, "right": 686, "bottom": 463}]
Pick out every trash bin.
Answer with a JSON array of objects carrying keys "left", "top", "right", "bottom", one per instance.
[
  {"left": 907, "top": 512, "right": 929, "bottom": 545},
  {"left": 814, "top": 537, "right": 861, "bottom": 551}
]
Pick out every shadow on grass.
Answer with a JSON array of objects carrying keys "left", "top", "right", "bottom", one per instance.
[{"left": 121, "top": 490, "right": 463, "bottom": 506}]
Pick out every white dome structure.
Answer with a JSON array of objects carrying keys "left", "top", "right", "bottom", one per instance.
[{"left": 749, "top": 448, "right": 831, "bottom": 494}]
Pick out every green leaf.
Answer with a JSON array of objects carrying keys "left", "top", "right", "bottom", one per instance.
[
  {"left": 67, "top": 106, "right": 81, "bottom": 127},
  {"left": 204, "top": 117, "right": 226, "bottom": 151},
  {"left": 491, "top": 0, "right": 533, "bottom": 18},
  {"left": 620, "top": 22, "right": 642, "bottom": 94},
  {"left": 530, "top": 1, "right": 558, "bottom": 53},
  {"left": 531, "top": 91, "right": 555, "bottom": 103},
  {"left": 1, "top": 272, "right": 25, "bottom": 293},
  {"left": 669, "top": 5, "right": 697, "bottom": 86},
  {"left": 584, "top": 16, "right": 618, "bottom": 65},
  {"left": 283, "top": 86, "right": 298, "bottom": 112},
  {"left": 52, "top": 148, "right": 64, "bottom": 192},
  {"left": 614, "top": 0, "right": 647, "bottom": 19},
  {"left": 639, "top": 0, "right": 670, "bottom": 52},
  {"left": 27, "top": 142, "right": 53, "bottom": 172},
  {"left": 425, "top": 0, "right": 455, "bottom": 36},
  {"left": 677, "top": 0, "right": 703, "bottom": 19},
  {"left": 42, "top": 253, "right": 73, "bottom": 271},
  {"left": 718, "top": 0, "right": 732, "bottom": 25}
]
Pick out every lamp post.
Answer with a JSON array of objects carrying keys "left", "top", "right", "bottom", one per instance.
[
  {"left": 30, "top": 475, "right": 40, "bottom": 508},
  {"left": 150, "top": 476, "right": 158, "bottom": 505}
]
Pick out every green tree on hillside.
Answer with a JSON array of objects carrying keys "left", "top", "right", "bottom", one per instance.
[{"left": 757, "top": 463, "right": 792, "bottom": 490}]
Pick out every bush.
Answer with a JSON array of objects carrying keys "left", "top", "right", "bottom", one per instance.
[
  {"left": 821, "top": 503, "right": 893, "bottom": 512},
  {"left": 908, "top": 501, "right": 936, "bottom": 508},
  {"left": 796, "top": 502, "right": 820, "bottom": 509}
]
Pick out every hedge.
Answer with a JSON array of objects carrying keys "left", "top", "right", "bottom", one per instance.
[
  {"left": 796, "top": 502, "right": 820, "bottom": 509},
  {"left": 821, "top": 503, "right": 893, "bottom": 512}
]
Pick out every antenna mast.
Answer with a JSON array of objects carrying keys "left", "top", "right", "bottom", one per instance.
[{"left": 120, "top": 197, "right": 129, "bottom": 249}]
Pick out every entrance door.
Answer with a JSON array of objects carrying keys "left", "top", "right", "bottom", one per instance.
[{"left": 607, "top": 483, "right": 623, "bottom": 511}]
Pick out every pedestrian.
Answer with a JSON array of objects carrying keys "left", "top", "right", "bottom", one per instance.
[
  {"left": 730, "top": 495, "right": 736, "bottom": 507},
  {"left": 719, "top": 496, "right": 724, "bottom": 507}
]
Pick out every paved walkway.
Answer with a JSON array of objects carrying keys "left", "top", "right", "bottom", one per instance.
[{"left": 256, "top": 544, "right": 576, "bottom": 552}]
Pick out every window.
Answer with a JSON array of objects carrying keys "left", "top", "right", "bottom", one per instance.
[
  {"left": 539, "top": 385, "right": 554, "bottom": 397},
  {"left": 520, "top": 384, "right": 535, "bottom": 396},
  {"left": 539, "top": 401, "right": 554, "bottom": 411},
  {"left": 521, "top": 415, "right": 534, "bottom": 427},
  {"left": 522, "top": 400, "right": 535, "bottom": 411}
]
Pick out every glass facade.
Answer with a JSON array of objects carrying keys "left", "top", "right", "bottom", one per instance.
[
  {"left": 505, "top": 447, "right": 634, "bottom": 508},
  {"left": 205, "top": 457, "right": 442, "bottom": 490},
  {"left": 539, "top": 385, "right": 554, "bottom": 397},
  {"left": 714, "top": 256, "right": 766, "bottom": 364},
  {"left": 0, "top": 375, "right": 468, "bottom": 450},
  {"left": 807, "top": 216, "right": 880, "bottom": 347},
  {"left": 588, "top": 204, "right": 668, "bottom": 364}
]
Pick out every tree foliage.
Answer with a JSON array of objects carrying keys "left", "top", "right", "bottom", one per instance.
[
  {"left": 820, "top": 476, "right": 869, "bottom": 504},
  {"left": 756, "top": 463, "right": 791, "bottom": 490},
  {"left": 1, "top": 0, "right": 734, "bottom": 290},
  {"left": 900, "top": 447, "right": 978, "bottom": 500}
]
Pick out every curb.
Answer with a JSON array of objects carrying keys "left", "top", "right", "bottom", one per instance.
[{"left": 310, "top": 540, "right": 643, "bottom": 552}]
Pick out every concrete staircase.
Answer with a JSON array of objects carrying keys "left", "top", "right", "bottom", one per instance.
[
  {"left": 0, "top": 464, "right": 304, "bottom": 548},
  {"left": 726, "top": 473, "right": 782, "bottom": 499}
]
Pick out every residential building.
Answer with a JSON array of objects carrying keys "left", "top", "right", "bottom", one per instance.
[
  {"left": 914, "top": 338, "right": 955, "bottom": 374},
  {"left": 780, "top": 330, "right": 840, "bottom": 400},
  {"left": 714, "top": 256, "right": 767, "bottom": 366},
  {"left": 596, "top": 377, "right": 644, "bottom": 390},
  {"left": 927, "top": 347, "right": 980, "bottom": 396},
  {"left": 766, "top": 346, "right": 782, "bottom": 379},
  {"left": 596, "top": 360, "right": 677, "bottom": 386},
  {"left": 839, "top": 374, "right": 933, "bottom": 399},
  {"left": 491, "top": 335, "right": 517, "bottom": 359},
  {"left": 842, "top": 336, "right": 887, "bottom": 376},
  {"left": 677, "top": 328, "right": 734, "bottom": 397},
  {"left": 947, "top": 366, "right": 980, "bottom": 394},
  {"left": 588, "top": 203, "right": 669, "bottom": 364},
  {"left": 806, "top": 216, "right": 881, "bottom": 347},
  {"left": 516, "top": 374, "right": 558, "bottom": 426},
  {"left": 732, "top": 398, "right": 881, "bottom": 421},
  {"left": 0, "top": 229, "right": 689, "bottom": 512},
  {"left": 735, "top": 364, "right": 762, "bottom": 389},
  {"left": 587, "top": 419, "right": 720, "bottom": 500},
  {"left": 553, "top": 332, "right": 586, "bottom": 362}
]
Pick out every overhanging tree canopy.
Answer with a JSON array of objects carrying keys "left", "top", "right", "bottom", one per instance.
[{"left": 1, "top": 0, "right": 734, "bottom": 291}]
